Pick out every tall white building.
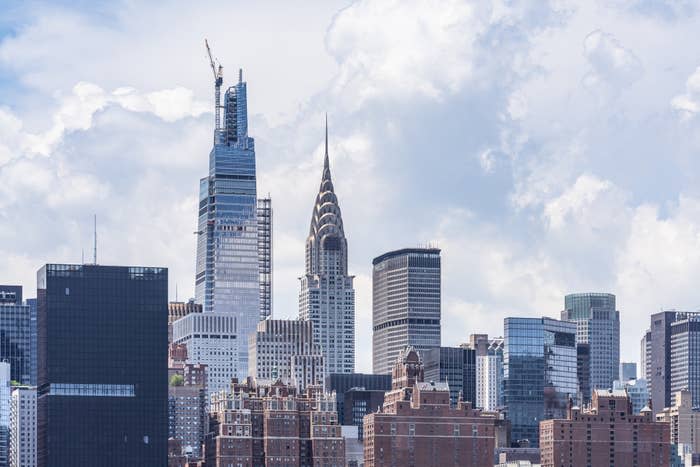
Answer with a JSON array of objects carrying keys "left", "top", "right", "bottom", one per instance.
[
  {"left": 9, "top": 386, "right": 36, "bottom": 467},
  {"left": 476, "top": 338, "right": 504, "bottom": 411},
  {"left": 299, "top": 121, "right": 355, "bottom": 374},
  {"left": 172, "top": 312, "right": 237, "bottom": 398},
  {"left": 249, "top": 319, "right": 325, "bottom": 391}
]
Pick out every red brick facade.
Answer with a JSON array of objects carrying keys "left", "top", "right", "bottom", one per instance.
[{"left": 539, "top": 389, "right": 670, "bottom": 467}]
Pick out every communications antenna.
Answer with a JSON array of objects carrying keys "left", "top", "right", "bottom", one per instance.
[{"left": 93, "top": 214, "right": 97, "bottom": 264}]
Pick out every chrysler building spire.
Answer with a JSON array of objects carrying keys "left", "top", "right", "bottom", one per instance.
[{"left": 299, "top": 117, "right": 355, "bottom": 374}]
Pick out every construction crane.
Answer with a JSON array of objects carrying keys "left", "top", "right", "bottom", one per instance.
[{"left": 205, "top": 39, "right": 223, "bottom": 132}]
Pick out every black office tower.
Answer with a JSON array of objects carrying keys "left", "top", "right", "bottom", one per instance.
[{"left": 37, "top": 264, "right": 167, "bottom": 466}]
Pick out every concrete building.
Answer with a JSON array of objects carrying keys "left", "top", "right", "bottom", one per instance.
[
  {"left": 540, "top": 389, "right": 670, "bottom": 467},
  {"left": 656, "top": 389, "right": 700, "bottom": 453},
  {"left": 362, "top": 347, "right": 498, "bottom": 467},
  {"left": 172, "top": 312, "right": 237, "bottom": 398},
  {"left": 504, "top": 317, "right": 578, "bottom": 446},
  {"left": 561, "top": 293, "right": 620, "bottom": 393},
  {"left": 469, "top": 335, "right": 504, "bottom": 410},
  {"left": 641, "top": 311, "right": 700, "bottom": 411},
  {"left": 613, "top": 378, "right": 649, "bottom": 415},
  {"left": 168, "top": 344, "right": 208, "bottom": 460},
  {"left": 9, "top": 386, "right": 36, "bottom": 467},
  {"left": 167, "top": 300, "right": 201, "bottom": 345},
  {"left": 372, "top": 248, "right": 441, "bottom": 375},
  {"left": 423, "top": 346, "right": 476, "bottom": 407},
  {"left": 299, "top": 121, "right": 355, "bottom": 375},
  {"left": 202, "top": 378, "right": 345, "bottom": 466},
  {"left": 248, "top": 319, "right": 324, "bottom": 391},
  {"left": 37, "top": 264, "right": 168, "bottom": 466}
]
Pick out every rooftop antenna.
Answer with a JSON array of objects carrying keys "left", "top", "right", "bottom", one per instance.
[
  {"left": 175, "top": 283, "right": 179, "bottom": 302},
  {"left": 93, "top": 214, "right": 97, "bottom": 264},
  {"left": 205, "top": 39, "right": 223, "bottom": 135}
]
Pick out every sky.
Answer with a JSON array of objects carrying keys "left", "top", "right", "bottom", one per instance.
[{"left": 2, "top": 0, "right": 700, "bottom": 373}]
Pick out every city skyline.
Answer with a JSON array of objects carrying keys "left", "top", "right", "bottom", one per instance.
[{"left": 3, "top": 1, "right": 700, "bottom": 374}]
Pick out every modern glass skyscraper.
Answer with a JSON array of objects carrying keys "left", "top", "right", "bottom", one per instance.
[
  {"left": 561, "top": 293, "right": 620, "bottom": 393},
  {"left": 423, "top": 346, "right": 476, "bottom": 407},
  {"left": 299, "top": 122, "right": 355, "bottom": 374},
  {"left": 194, "top": 70, "right": 259, "bottom": 379},
  {"left": 372, "top": 248, "right": 441, "bottom": 375},
  {"left": 503, "top": 317, "right": 577, "bottom": 447},
  {"left": 37, "top": 264, "right": 167, "bottom": 466},
  {"left": 0, "top": 285, "right": 32, "bottom": 386}
]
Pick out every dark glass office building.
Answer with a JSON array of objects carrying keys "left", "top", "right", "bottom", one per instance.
[
  {"left": 423, "top": 346, "right": 476, "bottom": 407},
  {"left": 503, "top": 317, "right": 577, "bottom": 447},
  {"left": 326, "top": 373, "right": 391, "bottom": 425},
  {"left": 0, "top": 285, "right": 32, "bottom": 385},
  {"left": 37, "top": 264, "right": 168, "bottom": 466}
]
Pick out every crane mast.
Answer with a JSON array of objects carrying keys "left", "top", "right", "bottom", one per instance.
[{"left": 205, "top": 39, "right": 223, "bottom": 135}]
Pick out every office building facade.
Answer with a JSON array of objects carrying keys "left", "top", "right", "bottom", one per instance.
[
  {"left": 642, "top": 311, "right": 700, "bottom": 411},
  {"left": 561, "top": 293, "right": 620, "bottom": 392},
  {"left": 0, "top": 286, "right": 32, "bottom": 386},
  {"left": 326, "top": 373, "right": 391, "bottom": 426},
  {"left": 423, "top": 346, "right": 476, "bottom": 407},
  {"left": 195, "top": 70, "right": 259, "bottom": 380},
  {"left": 167, "top": 300, "right": 201, "bottom": 345},
  {"left": 37, "top": 264, "right": 167, "bottom": 466},
  {"left": 613, "top": 378, "right": 649, "bottom": 415},
  {"left": 257, "top": 197, "right": 273, "bottom": 320},
  {"left": 504, "top": 317, "right": 577, "bottom": 446},
  {"left": 248, "top": 319, "right": 324, "bottom": 391},
  {"left": 0, "top": 363, "right": 9, "bottom": 467},
  {"left": 299, "top": 124, "right": 355, "bottom": 374},
  {"left": 372, "top": 248, "right": 441, "bottom": 375},
  {"left": 171, "top": 312, "right": 237, "bottom": 398},
  {"left": 621, "top": 361, "right": 637, "bottom": 381},
  {"left": 10, "top": 386, "right": 36, "bottom": 467},
  {"left": 656, "top": 388, "right": 700, "bottom": 453},
  {"left": 540, "top": 389, "right": 670, "bottom": 467},
  {"left": 475, "top": 337, "right": 504, "bottom": 410}
]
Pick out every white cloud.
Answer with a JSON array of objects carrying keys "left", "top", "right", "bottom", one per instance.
[
  {"left": 582, "top": 29, "right": 643, "bottom": 88},
  {"left": 671, "top": 66, "right": 700, "bottom": 119}
]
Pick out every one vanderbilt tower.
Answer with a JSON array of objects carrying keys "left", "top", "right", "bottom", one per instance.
[
  {"left": 299, "top": 119, "right": 355, "bottom": 374},
  {"left": 195, "top": 42, "right": 259, "bottom": 379}
]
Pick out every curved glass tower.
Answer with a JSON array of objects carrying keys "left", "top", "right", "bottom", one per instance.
[
  {"left": 195, "top": 70, "right": 259, "bottom": 379},
  {"left": 299, "top": 121, "right": 355, "bottom": 374}
]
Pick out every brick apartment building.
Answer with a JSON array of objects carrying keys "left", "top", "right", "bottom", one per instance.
[
  {"left": 363, "top": 346, "right": 499, "bottom": 467},
  {"left": 540, "top": 389, "right": 670, "bottom": 467},
  {"left": 201, "top": 378, "right": 345, "bottom": 466}
]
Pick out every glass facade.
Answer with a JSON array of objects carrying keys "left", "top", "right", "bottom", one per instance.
[
  {"left": 195, "top": 74, "right": 260, "bottom": 380},
  {"left": 423, "top": 346, "right": 476, "bottom": 407},
  {"left": 0, "top": 286, "right": 32, "bottom": 386},
  {"left": 504, "top": 317, "right": 577, "bottom": 446},
  {"left": 325, "top": 373, "right": 391, "bottom": 426},
  {"left": 37, "top": 264, "right": 167, "bottom": 466},
  {"left": 372, "top": 248, "right": 441, "bottom": 375},
  {"left": 257, "top": 197, "right": 272, "bottom": 320},
  {"left": 562, "top": 293, "right": 620, "bottom": 392}
]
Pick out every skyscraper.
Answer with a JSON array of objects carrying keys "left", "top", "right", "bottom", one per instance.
[
  {"left": 561, "top": 293, "right": 620, "bottom": 392},
  {"left": 641, "top": 311, "right": 700, "bottom": 411},
  {"left": 257, "top": 197, "right": 273, "bottom": 320},
  {"left": 372, "top": 248, "right": 441, "bottom": 375},
  {"left": 503, "top": 317, "right": 577, "bottom": 447},
  {"left": 195, "top": 67, "right": 259, "bottom": 379},
  {"left": 299, "top": 121, "right": 355, "bottom": 374},
  {"left": 10, "top": 386, "right": 36, "bottom": 467},
  {"left": 0, "top": 363, "right": 9, "bottom": 467},
  {"left": 37, "top": 264, "right": 167, "bottom": 466},
  {"left": 0, "top": 286, "right": 32, "bottom": 386},
  {"left": 423, "top": 346, "right": 476, "bottom": 407}
]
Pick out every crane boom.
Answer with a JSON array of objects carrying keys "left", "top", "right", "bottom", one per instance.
[{"left": 205, "top": 39, "right": 223, "bottom": 133}]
